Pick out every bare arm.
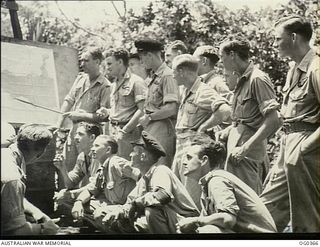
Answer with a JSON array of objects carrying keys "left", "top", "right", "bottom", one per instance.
[
  {"left": 150, "top": 102, "right": 178, "bottom": 120},
  {"left": 198, "top": 104, "right": 231, "bottom": 132},
  {"left": 122, "top": 101, "right": 145, "bottom": 132},
  {"left": 56, "top": 100, "right": 73, "bottom": 128}
]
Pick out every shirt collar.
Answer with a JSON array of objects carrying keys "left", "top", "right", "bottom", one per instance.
[
  {"left": 200, "top": 70, "right": 215, "bottom": 83},
  {"left": 240, "top": 61, "right": 254, "bottom": 80},
  {"left": 154, "top": 62, "right": 168, "bottom": 77},
  {"left": 9, "top": 143, "right": 26, "bottom": 173},
  {"left": 297, "top": 49, "right": 316, "bottom": 73}
]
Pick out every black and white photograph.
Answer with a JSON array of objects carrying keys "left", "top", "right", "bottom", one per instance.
[{"left": 1, "top": 0, "right": 319, "bottom": 242}]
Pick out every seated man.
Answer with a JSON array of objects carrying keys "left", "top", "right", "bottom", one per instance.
[
  {"left": 1, "top": 124, "right": 59, "bottom": 235},
  {"left": 53, "top": 122, "right": 101, "bottom": 205},
  {"left": 70, "top": 135, "right": 139, "bottom": 229},
  {"left": 176, "top": 136, "right": 277, "bottom": 233},
  {"left": 99, "top": 131, "right": 199, "bottom": 234}
]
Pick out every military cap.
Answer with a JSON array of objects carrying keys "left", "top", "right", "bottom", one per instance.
[
  {"left": 134, "top": 39, "right": 164, "bottom": 52},
  {"left": 193, "top": 45, "right": 219, "bottom": 64},
  {"left": 131, "top": 131, "right": 166, "bottom": 157}
]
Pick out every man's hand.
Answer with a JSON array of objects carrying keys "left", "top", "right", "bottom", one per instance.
[
  {"left": 138, "top": 115, "right": 151, "bottom": 128},
  {"left": 63, "top": 111, "right": 84, "bottom": 122},
  {"left": 215, "top": 126, "right": 232, "bottom": 142},
  {"left": 96, "top": 107, "right": 110, "bottom": 118},
  {"left": 53, "top": 154, "right": 65, "bottom": 171},
  {"left": 230, "top": 146, "right": 249, "bottom": 162},
  {"left": 41, "top": 218, "right": 60, "bottom": 235},
  {"left": 176, "top": 217, "right": 199, "bottom": 233},
  {"left": 102, "top": 206, "right": 124, "bottom": 226},
  {"left": 71, "top": 201, "right": 84, "bottom": 220},
  {"left": 116, "top": 129, "right": 127, "bottom": 141},
  {"left": 53, "top": 189, "right": 68, "bottom": 205}
]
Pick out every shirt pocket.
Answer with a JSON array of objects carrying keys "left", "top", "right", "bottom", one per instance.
[
  {"left": 151, "top": 83, "right": 163, "bottom": 105},
  {"left": 119, "top": 88, "right": 134, "bottom": 107},
  {"left": 237, "top": 94, "right": 257, "bottom": 119},
  {"left": 185, "top": 100, "right": 199, "bottom": 127},
  {"left": 288, "top": 76, "right": 308, "bottom": 101}
]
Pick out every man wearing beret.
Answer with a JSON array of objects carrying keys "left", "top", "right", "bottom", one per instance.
[
  {"left": 135, "top": 39, "right": 180, "bottom": 167},
  {"left": 99, "top": 131, "right": 199, "bottom": 234}
]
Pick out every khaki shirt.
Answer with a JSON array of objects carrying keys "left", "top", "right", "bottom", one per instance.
[
  {"left": 88, "top": 155, "right": 136, "bottom": 205},
  {"left": 68, "top": 152, "right": 100, "bottom": 188},
  {"left": 64, "top": 73, "right": 111, "bottom": 113},
  {"left": 1, "top": 144, "right": 27, "bottom": 234},
  {"left": 281, "top": 49, "right": 320, "bottom": 124},
  {"left": 126, "top": 164, "right": 199, "bottom": 217},
  {"left": 200, "top": 170, "right": 277, "bottom": 233},
  {"left": 145, "top": 63, "right": 179, "bottom": 114},
  {"left": 109, "top": 70, "right": 147, "bottom": 123},
  {"left": 232, "top": 62, "right": 279, "bottom": 130},
  {"left": 176, "top": 77, "right": 228, "bottom": 131}
]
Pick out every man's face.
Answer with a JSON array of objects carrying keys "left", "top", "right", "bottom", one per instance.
[
  {"left": 172, "top": 64, "right": 184, "bottom": 86},
  {"left": 165, "top": 47, "right": 179, "bottom": 68},
  {"left": 224, "top": 69, "right": 238, "bottom": 91},
  {"left": 139, "top": 52, "right": 152, "bottom": 69},
  {"left": 90, "top": 137, "right": 108, "bottom": 163},
  {"left": 80, "top": 52, "right": 98, "bottom": 75},
  {"left": 219, "top": 50, "right": 233, "bottom": 72},
  {"left": 128, "top": 58, "right": 145, "bottom": 77},
  {"left": 74, "top": 126, "right": 92, "bottom": 154},
  {"left": 130, "top": 145, "right": 144, "bottom": 168},
  {"left": 193, "top": 53, "right": 207, "bottom": 75},
  {"left": 274, "top": 26, "right": 293, "bottom": 58},
  {"left": 181, "top": 145, "right": 203, "bottom": 176},
  {"left": 105, "top": 56, "right": 121, "bottom": 78}
]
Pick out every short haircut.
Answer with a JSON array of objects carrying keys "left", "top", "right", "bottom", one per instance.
[
  {"left": 172, "top": 54, "right": 199, "bottom": 72},
  {"left": 85, "top": 47, "right": 104, "bottom": 63},
  {"left": 78, "top": 122, "right": 101, "bottom": 137},
  {"left": 275, "top": 15, "right": 313, "bottom": 41},
  {"left": 96, "top": 135, "right": 118, "bottom": 154},
  {"left": 168, "top": 40, "right": 188, "bottom": 53},
  {"left": 17, "top": 124, "right": 53, "bottom": 152},
  {"left": 220, "top": 37, "right": 251, "bottom": 61},
  {"left": 104, "top": 48, "right": 129, "bottom": 67},
  {"left": 190, "top": 136, "right": 226, "bottom": 169},
  {"left": 193, "top": 45, "right": 219, "bottom": 66}
]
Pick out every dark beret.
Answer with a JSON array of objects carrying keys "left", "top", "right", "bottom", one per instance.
[
  {"left": 131, "top": 131, "right": 166, "bottom": 157},
  {"left": 134, "top": 39, "right": 164, "bottom": 52}
]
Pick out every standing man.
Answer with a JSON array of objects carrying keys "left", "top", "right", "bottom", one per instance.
[
  {"left": 171, "top": 54, "right": 231, "bottom": 209},
  {"left": 261, "top": 16, "right": 320, "bottom": 233},
  {"left": 135, "top": 39, "right": 180, "bottom": 166},
  {"left": 100, "top": 131, "right": 199, "bottom": 234},
  {"left": 165, "top": 40, "right": 188, "bottom": 68},
  {"left": 56, "top": 47, "right": 111, "bottom": 171},
  {"left": 193, "top": 45, "right": 232, "bottom": 101},
  {"left": 97, "top": 48, "right": 147, "bottom": 160},
  {"left": 1, "top": 124, "right": 59, "bottom": 235},
  {"left": 176, "top": 136, "right": 276, "bottom": 233},
  {"left": 217, "top": 38, "right": 281, "bottom": 194}
]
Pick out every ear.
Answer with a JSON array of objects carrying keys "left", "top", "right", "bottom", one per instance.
[
  {"left": 202, "top": 57, "right": 208, "bottom": 65},
  {"left": 106, "top": 146, "right": 112, "bottom": 154},
  {"left": 140, "top": 152, "right": 146, "bottom": 161},
  {"left": 89, "top": 134, "right": 96, "bottom": 142},
  {"left": 177, "top": 50, "right": 183, "bottom": 55},
  {"left": 291, "top": 33, "right": 297, "bottom": 42},
  {"left": 200, "top": 155, "right": 209, "bottom": 167}
]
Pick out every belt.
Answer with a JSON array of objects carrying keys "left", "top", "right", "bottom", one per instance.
[
  {"left": 283, "top": 122, "right": 319, "bottom": 134},
  {"left": 110, "top": 120, "right": 128, "bottom": 127}
]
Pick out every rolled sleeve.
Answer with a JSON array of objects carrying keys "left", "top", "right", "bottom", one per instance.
[
  {"left": 162, "top": 76, "right": 179, "bottom": 104},
  {"left": 64, "top": 75, "right": 83, "bottom": 105},
  {"left": 252, "top": 77, "right": 279, "bottom": 116},
  {"left": 134, "top": 79, "right": 147, "bottom": 104},
  {"left": 208, "top": 177, "right": 239, "bottom": 217}
]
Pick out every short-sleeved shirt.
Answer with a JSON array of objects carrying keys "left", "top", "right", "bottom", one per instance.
[
  {"left": 109, "top": 70, "right": 147, "bottom": 123},
  {"left": 176, "top": 77, "right": 229, "bottom": 131},
  {"left": 281, "top": 49, "right": 320, "bottom": 124},
  {"left": 232, "top": 62, "right": 279, "bottom": 130},
  {"left": 1, "top": 144, "right": 27, "bottom": 234},
  {"left": 144, "top": 63, "right": 179, "bottom": 114},
  {"left": 68, "top": 152, "right": 100, "bottom": 188},
  {"left": 200, "top": 71, "right": 233, "bottom": 101},
  {"left": 126, "top": 164, "right": 199, "bottom": 217},
  {"left": 199, "top": 170, "right": 276, "bottom": 233},
  {"left": 64, "top": 73, "right": 111, "bottom": 113},
  {"left": 88, "top": 155, "right": 136, "bottom": 205}
]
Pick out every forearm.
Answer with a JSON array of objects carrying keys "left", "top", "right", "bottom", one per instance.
[
  {"left": 57, "top": 101, "right": 72, "bottom": 128},
  {"left": 123, "top": 109, "right": 144, "bottom": 132},
  {"left": 59, "top": 168, "right": 75, "bottom": 189},
  {"left": 24, "top": 199, "right": 47, "bottom": 221},
  {"left": 149, "top": 102, "right": 178, "bottom": 120},
  {"left": 243, "top": 110, "right": 281, "bottom": 151},
  {"left": 75, "top": 189, "right": 92, "bottom": 204},
  {"left": 199, "top": 104, "right": 231, "bottom": 131},
  {"left": 197, "top": 212, "right": 236, "bottom": 229},
  {"left": 76, "top": 112, "right": 106, "bottom": 123},
  {"left": 302, "top": 127, "right": 320, "bottom": 153},
  {"left": 12, "top": 222, "right": 42, "bottom": 235}
]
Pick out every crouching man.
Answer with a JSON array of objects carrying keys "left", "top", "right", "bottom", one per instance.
[
  {"left": 176, "top": 136, "right": 277, "bottom": 233},
  {"left": 99, "top": 131, "right": 199, "bottom": 234},
  {"left": 70, "top": 135, "right": 139, "bottom": 230}
]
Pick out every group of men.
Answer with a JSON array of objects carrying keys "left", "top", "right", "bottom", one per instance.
[{"left": 1, "top": 15, "right": 319, "bottom": 235}]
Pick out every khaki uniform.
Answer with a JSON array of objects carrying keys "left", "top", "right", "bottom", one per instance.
[
  {"left": 261, "top": 49, "right": 320, "bottom": 232},
  {"left": 226, "top": 62, "right": 279, "bottom": 194},
  {"left": 198, "top": 170, "right": 277, "bottom": 233},
  {"left": 109, "top": 70, "right": 147, "bottom": 160},
  {"left": 144, "top": 63, "right": 180, "bottom": 166},
  {"left": 172, "top": 78, "right": 229, "bottom": 210},
  {"left": 63, "top": 73, "right": 111, "bottom": 171}
]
